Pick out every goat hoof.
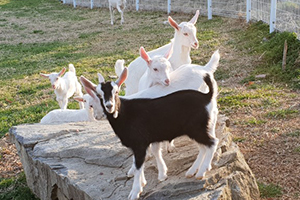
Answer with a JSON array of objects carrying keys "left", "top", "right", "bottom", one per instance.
[
  {"left": 195, "top": 175, "right": 204, "bottom": 180},
  {"left": 158, "top": 174, "right": 167, "bottom": 182},
  {"left": 185, "top": 168, "right": 197, "bottom": 178},
  {"left": 128, "top": 189, "right": 142, "bottom": 200}
]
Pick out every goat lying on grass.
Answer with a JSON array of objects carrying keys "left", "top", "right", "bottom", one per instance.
[
  {"left": 80, "top": 67, "right": 219, "bottom": 200},
  {"left": 40, "top": 64, "right": 83, "bottom": 110}
]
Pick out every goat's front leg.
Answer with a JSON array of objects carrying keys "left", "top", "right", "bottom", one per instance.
[
  {"left": 127, "top": 157, "right": 136, "bottom": 177},
  {"left": 151, "top": 142, "right": 168, "bottom": 181},
  {"left": 128, "top": 150, "right": 147, "bottom": 200},
  {"left": 61, "top": 98, "right": 68, "bottom": 110}
]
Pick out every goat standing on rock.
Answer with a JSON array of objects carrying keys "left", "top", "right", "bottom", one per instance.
[{"left": 80, "top": 67, "right": 219, "bottom": 200}]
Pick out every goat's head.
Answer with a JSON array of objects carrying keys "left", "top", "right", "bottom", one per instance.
[
  {"left": 140, "top": 46, "right": 173, "bottom": 86},
  {"left": 40, "top": 67, "right": 66, "bottom": 89},
  {"left": 80, "top": 68, "right": 128, "bottom": 118},
  {"left": 74, "top": 93, "right": 104, "bottom": 120},
  {"left": 168, "top": 10, "right": 199, "bottom": 49}
]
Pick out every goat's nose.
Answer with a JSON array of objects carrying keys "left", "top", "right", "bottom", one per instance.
[
  {"left": 52, "top": 85, "right": 56, "bottom": 89},
  {"left": 165, "top": 79, "right": 170, "bottom": 85},
  {"left": 194, "top": 42, "right": 199, "bottom": 48},
  {"left": 106, "top": 104, "right": 112, "bottom": 109}
]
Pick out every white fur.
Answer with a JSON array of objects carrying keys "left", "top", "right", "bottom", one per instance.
[
  {"left": 40, "top": 64, "right": 83, "bottom": 110},
  {"left": 109, "top": 0, "right": 126, "bottom": 25},
  {"left": 115, "top": 10, "right": 200, "bottom": 95},
  {"left": 125, "top": 50, "right": 220, "bottom": 179},
  {"left": 40, "top": 94, "right": 104, "bottom": 124},
  {"left": 80, "top": 66, "right": 219, "bottom": 200}
]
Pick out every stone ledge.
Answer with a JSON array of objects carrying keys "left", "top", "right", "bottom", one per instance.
[{"left": 9, "top": 115, "right": 260, "bottom": 200}]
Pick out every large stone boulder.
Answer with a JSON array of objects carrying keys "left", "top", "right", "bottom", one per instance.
[{"left": 9, "top": 115, "right": 260, "bottom": 200}]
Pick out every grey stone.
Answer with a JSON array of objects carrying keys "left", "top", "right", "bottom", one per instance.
[{"left": 9, "top": 115, "right": 260, "bottom": 200}]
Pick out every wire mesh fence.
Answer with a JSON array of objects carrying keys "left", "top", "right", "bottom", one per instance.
[{"left": 64, "top": 0, "right": 300, "bottom": 38}]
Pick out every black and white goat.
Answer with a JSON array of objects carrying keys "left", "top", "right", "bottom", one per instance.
[{"left": 80, "top": 68, "right": 219, "bottom": 200}]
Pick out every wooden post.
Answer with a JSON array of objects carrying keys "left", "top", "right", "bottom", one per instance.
[{"left": 282, "top": 40, "right": 287, "bottom": 71}]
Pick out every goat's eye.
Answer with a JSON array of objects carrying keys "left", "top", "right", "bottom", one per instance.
[
  {"left": 183, "top": 33, "right": 188, "bottom": 36},
  {"left": 90, "top": 105, "right": 93, "bottom": 108},
  {"left": 56, "top": 78, "right": 58, "bottom": 80},
  {"left": 153, "top": 68, "right": 158, "bottom": 72}
]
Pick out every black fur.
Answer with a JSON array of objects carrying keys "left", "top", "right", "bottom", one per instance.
[{"left": 99, "top": 74, "right": 216, "bottom": 170}]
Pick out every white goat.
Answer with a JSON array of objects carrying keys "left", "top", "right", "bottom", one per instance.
[
  {"left": 80, "top": 67, "right": 219, "bottom": 200},
  {"left": 138, "top": 45, "right": 173, "bottom": 91},
  {"left": 108, "top": 0, "right": 126, "bottom": 25},
  {"left": 40, "top": 92, "right": 104, "bottom": 124},
  {"left": 115, "top": 10, "right": 200, "bottom": 95},
  {"left": 40, "top": 64, "right": 83, "bottom": 110},
  {"left": 125, "top": 50, "right": 220, "bottom": 179},
  {"left": 138, "top": 45, "right": 175, "bottom": 153}
]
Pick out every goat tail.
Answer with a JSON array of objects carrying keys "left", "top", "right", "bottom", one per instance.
[
  {"left": 115, "top": 59, "right": 125, "bottom": 77},
  {"left": 68, "top": 64, "right": 76, "bottom": 74},
  {"left": 203, "top": 50, "right": 220, "bottom": 73},
  {"left": 203, "top": 73, "right": 216, "bottom": 102}
]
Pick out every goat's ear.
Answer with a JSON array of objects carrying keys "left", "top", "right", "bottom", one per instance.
[
  {"left": 189, "top": 10, "right": 199, "bottom": 25},
  {"left": 140, "top": 47, "right": 151, "bottom": 66},
  {"left": 97, "top": 73, "right": 105, "bottom": 83},
  {"left": 85, "top": 87, "right": 97, "bottom": 99},
  {"left": 164, "top": 43, "right": 173, "bottom": 60},
  {"left": 80, "top": 76, "right": 97, "bottom": 93},
  {"left": 116, "top": 68, "right": 127, "bottom": 87},
  {"left": 74, "top": 96, "right": 85, "bottom": 102},
  {"left": 58, "top": 67, "right": 66, "bottom": 77},
  {"left": 40, "top": 73, "right": 49, "bottom": 78},
  {"left": 168, "top": 16, "right": 179, "bottom": 31}
]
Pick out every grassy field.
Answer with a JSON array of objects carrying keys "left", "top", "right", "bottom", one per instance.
[{"left": 0, "top": 0, "right": 300, "bottom": 199}]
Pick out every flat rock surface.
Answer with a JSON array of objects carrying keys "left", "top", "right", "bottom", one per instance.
[{"left": 10, "top": 115, "right": 260, "bottom": 200}]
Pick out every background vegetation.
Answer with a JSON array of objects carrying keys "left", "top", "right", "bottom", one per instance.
[{"left": 0, "top": 0, "right": 299, "bottom": 199}]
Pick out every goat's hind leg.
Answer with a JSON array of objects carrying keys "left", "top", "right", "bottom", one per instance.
[
  {"left": 185, "top": 144, "right": 206, "bottom": 178},
  {"left": 195, "top": 139, "right": 218, "bottom": 179}
]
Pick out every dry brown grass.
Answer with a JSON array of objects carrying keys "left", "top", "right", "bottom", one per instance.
[{"left": 1, "top": 2, "right": 300, "bottom": 199}]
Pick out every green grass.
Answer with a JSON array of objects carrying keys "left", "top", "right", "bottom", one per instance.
[
  {"left": 257, "top": 182, "right": 283, "bottom": 198},
  {"left": 0, "top": 172, "right": 39, "bottom": 200},
  {"left": 0, "top": 0, "right": 300, "bottom": 199}
]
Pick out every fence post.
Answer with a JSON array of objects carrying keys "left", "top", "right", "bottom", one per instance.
[
  {"left": 207, "top": 0, "right": 212, "bottom": 20},
  {"left": 73, "top": 0, "right": 76, "bottom": 8},
  {"left": 62, "top": 0, "right": 66, "bottom": 4},
  {"left": 270, "top": 0, "right": 277, "bottom": 33},
  {"left": 167, "top": 0, "right": 171, "bottom": 14},
  {"left": 91, "top": 0, "right": 93, "bottom": 9},
  {"left": 246, "top": 0, "right": 251, "bottom": 22},
  {"left": 136, "top": 0, "right": 139, "bottom": 11}
]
